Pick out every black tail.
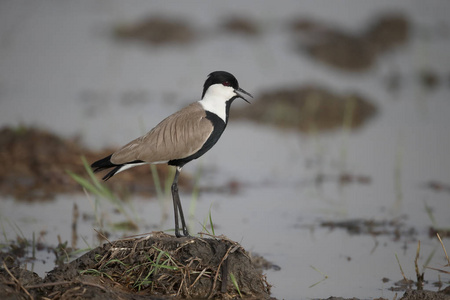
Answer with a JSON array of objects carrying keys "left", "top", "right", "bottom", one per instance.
[{"left": 91, "top": 154, "right": 123, "bottom": 181}]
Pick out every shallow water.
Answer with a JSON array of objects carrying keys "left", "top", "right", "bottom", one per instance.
[{"left": 1, "top": 1, "right": 450, "bottom": 299}]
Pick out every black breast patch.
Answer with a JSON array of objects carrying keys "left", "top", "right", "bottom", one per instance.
[{"left": 168, "top": 111, "right": 227, "bottom": 167}]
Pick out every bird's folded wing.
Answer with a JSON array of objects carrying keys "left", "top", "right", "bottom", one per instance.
[{"left": 111, "top": 102, "right": 213, "bottom": 164}]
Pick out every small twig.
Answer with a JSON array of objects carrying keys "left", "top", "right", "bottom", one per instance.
[
  {"left": 120, "top": 231, "right": 168, "bottom": 240},
  {"left": 76, "top": 280, "right": 108, "bottom": 292},
  {"left": 2, "top": 261, "right": 33, "bottom": 300},
  {"left": 414, "top": 241, "right": 424, "bottom": 289},
  {"left": 189, "top": 267, "right": 209, "bottom": 290},
  {"left": 414, "top": 241, "right": 420, "bottom": 275},
  {"left": 426, "top": 266, "right": 450, "bottom": 274},
  {"left": 208, "top": 245, "right": 236, "bottom": 299},
  {"left": 94, "top": 228, "right": 112, "bottom": 245},
  {"left": 308, "top": 265, "right": 329, "bottom": 288},
  {"left": 57, "top": 235, "right": 70, "bottom": 263},
  {"left": 197, "top": 232, "right": 220, "bottom": 239},
  {"left": 25, "top": 279, "right": 107, "bottom": 292},
  {"left": 25, "top": 281, "right": 71, "bottom": 289},
  {"left": 436, "top": 233, "right": 450, "bottom": 266},
  {"left": 395, "top": 253, "right": 408, "bottom": 282},
  {"left": 177, "top": 268, "right": 186, "bottom": 296}
]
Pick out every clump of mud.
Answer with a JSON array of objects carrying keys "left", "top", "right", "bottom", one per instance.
[
  {"left": 320, "top": 217, "right": 417, "bottom": 242},
  {"left": 400, "top": 289, "right": 450, "bottom": 300},
  {"left": 231, "top": 85, "right": 377, "bottom": 132},
  {"left": 221, "top": 17, "right": 261, "bottom": 36},
  {"left": 0, "top": 126, "right": 190, "bottom": 201},
  {"left": 291, "top": 14, "right": 410, "bottom": 71},
  {"left": 1, "top": 233, "right": 274, "bottom": 299},
  {"left": 113, "top": 16, "right": 196, "bottom": 45}
]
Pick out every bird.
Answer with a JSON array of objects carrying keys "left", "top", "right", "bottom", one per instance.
[{"left": 91, "top": 71, "right": 252, "bottom": 237}]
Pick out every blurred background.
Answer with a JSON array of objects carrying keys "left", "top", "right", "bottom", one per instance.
[{"left": 1, "top": 1, "right": 449, "bottom": 299}]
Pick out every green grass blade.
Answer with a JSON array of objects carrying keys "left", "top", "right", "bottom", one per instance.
[
  {"left": 67, "top": 156, "right": 138, "bottom": 229},
  {"left": 424, "top": 201, "right": 437, "bottom": 228},
  {"left": 104, "top": 258, "right": 128, "bottom": 267},
  {"left": 230, "top": 272, "right": 242, "bottom": 297},
  {"left": 66, "top": 170, "right": 101, "bottom": 196},
  {"left": 209, "top": 208, "right": 215, "bottom": 236},
  {"left": 82, "top": 156, "right": 104, "bottom": 191}
]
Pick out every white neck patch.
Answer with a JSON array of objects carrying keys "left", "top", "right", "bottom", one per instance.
[{"left": 198, "top": 84, "right": 235, "bottom": 123}]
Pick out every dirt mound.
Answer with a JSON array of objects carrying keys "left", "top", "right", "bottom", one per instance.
[
  {"left": 114, "top": 16, "right": 196, "bottom": 46},
  {"left": 231, "top": 86, "right": 377, "bottom": 132},
  {"left": 0, "top": 126, "right": 190, "bottom": 201},
  {"left": 291, "top": 14, "right": 410, "bottom": 71},
  {"left": 1, "top": 234, "right": 273, "bottom": 299}
]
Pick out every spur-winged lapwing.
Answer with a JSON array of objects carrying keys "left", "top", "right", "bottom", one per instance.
[{"left": 91, "top": 71, "right": 252, "bottom": 237}]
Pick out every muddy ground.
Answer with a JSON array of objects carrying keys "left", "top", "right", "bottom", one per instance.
[
  {"left": 0, "top": 233, "right": 449, "bottom": 300},
  {"left": 1, "top": 122, "right": 449, "bottom": 299},
  {"left": 0, "top": 126, "right": 191, "bottom": 201},
  {"left": 290, "top": 14, "right": 410, "bottom": 72},
  {"left": 231, "top": 85, "right": 378, "bottom": 133},
  {"left": 1, "top": 233, "right": 274, "bottom": 299}
]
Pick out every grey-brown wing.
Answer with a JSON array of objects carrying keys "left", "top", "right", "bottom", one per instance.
[{"left": 111, "top": 103, "right": 213, "bottom": 164}]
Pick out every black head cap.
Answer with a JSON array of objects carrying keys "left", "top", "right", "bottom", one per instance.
[
  {"left": 201, "top": 71, "right": 239, "bottom": 99},
  {"left": 201, "top": 71, "right": 253, "bottom": 103}
]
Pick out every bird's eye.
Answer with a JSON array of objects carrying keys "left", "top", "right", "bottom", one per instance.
[{"left": 222, "top": 81, "right": 231, "bottom": 86}]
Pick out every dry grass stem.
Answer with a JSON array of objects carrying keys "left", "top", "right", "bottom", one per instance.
[
  {"left": 437, "top": 233, "right": 450, "bottom": 266},
  {"left": 414, "top": 241, "right": 424, "bottom": 288},
  {"left": 2, "top": 261, "right": 33, "bottom": 300},
  {"left": 395, "top": 253, "right": 408, "bottom": 281}
]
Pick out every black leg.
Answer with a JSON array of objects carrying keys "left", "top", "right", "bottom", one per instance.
[{"left": 171, "top": 166, "right": 190, "bottom": 237}]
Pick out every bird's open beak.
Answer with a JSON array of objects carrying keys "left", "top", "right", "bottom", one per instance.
[{"left": 235, "top": 87, "right": 253, "bottom": 104}]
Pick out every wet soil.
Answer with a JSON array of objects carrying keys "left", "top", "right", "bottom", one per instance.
[
  {"left": 1, "top": 235, "right": 449, "bottom": 300},
  {"left": 320, "top": 217, "right": 417, "bottom": 242},
  {"left": 325, "top": 291, "right": 450, "bottom": 300},
  {"left": 1, "top": 233, "right": 273, "bottom": 299},
  {"left": 1, "top": 224, "right": 448, "bottom": 299},
  {"left": 220, "top": 17, "right": 261, "bottom": 37},
  {"left": 231, "top": 85, "right": 377, "bottom": 132},
  {"left": 291, "top": 14, "right": 410, "bottom": 71},
  {"left": 0, "top": 126, "right": 191, "bottom": 201},
  {"left": 113, "top": 16, "right": 196, "bottom": 46},
  {"left": 112, "top": 14, "right": 262, "bottom": 46}
]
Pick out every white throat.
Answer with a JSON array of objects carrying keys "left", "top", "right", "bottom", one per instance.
[{"left": 198, "top": 84, "right": 235, "bottom": 123}]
